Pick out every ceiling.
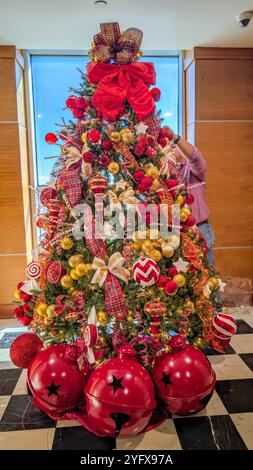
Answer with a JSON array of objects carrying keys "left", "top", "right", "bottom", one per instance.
[{"left": 0, "top": 0, "right": 253, "bottom": 50}]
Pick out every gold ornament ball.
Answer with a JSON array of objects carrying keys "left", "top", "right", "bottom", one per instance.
[
  {"left": 175, "top": 194, "right": 184, "bottom": 205},
  {"left": 184, "top": 300, "right": 195, "bottom": 313},
  {"left": 61, "top": 237, "right": 74, "bottom": 250},
  {"left": 132, "top": 242, "right": 141, "bottom": 250},
  {"left": 81, "top": 132, "right": 87, "bottom": 143},
  {"left": 70, "top": 268, "right": 80, "bottom": 280},
  {"left": 110, "top": 131, "right": 121, "bottom": 143},
  {"left": 142, "top": 239, "right": 154, "bottom": 252},
  {"left": 127, "top": 314, "right": 133, "bottom": 322},
  {"left": 150, "top": 249, "right": 162, "bottom": 262},
  {"left": 120, "top": 129, "right": 134, "bottom": 144},
  {"left": 161, "top": 244, "right": 174, "bottom": 258},
  {"left": 146, "top": 166, "right": 159, "bottom": 179},
  {"left": 36, "top": 303, "right": 48, "bottom": 316},
  {"left": 151, "top": 179, "right": 161, "bottom": 190},
  {"left": 60, "top": 275, "right": 73, "bottom": 289},
  {"left": 46, "top": 304, "right": 56, "bottom": 318},
  {"left": 13, "top": 288, "right": 20, "bottom": 300},
  {"left": 180, "top": 211, "right": 188, "bottom": 222},
  {"left": 75, "top": 263, "right": 88, "bottom": 277},
  {"left": 108, "top": 162, "right": 120, "bottom": 175},
  {"left": 68, "top": 254, "right": 84, "bottom": 268},
  {"left": 68, "top": 287, "right": 75, "bottom": 294},
  {"left": 97, "top": 310, "right": 107, "bottom": 323},
  {"left": 176, "top": 307, "right": 184, "bottom": 315},
  {"left": 173, "top": 274, "right": 186, "bottom": 288},
  {"left": 84, "top": 263, "right": 92, "bottom": 273}
]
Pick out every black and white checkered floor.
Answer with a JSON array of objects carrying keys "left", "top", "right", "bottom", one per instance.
[{"left": 0, "top": 308, "right": 253, "bottom": 450}]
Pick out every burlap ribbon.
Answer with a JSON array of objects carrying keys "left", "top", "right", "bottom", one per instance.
[{"left": 89, "top": 22, "right": 143, "bottom": 65}]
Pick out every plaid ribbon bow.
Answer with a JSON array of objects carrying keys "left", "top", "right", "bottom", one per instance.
[
  {"left": 83, "top": 204, "right": 128, "bottom": 321},
  {"left": 89, "top": 22, "right": 143, "bottom": 65}
]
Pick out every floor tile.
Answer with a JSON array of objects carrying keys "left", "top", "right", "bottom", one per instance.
[
  {"left": 239, "top": 353, "right": 253, "bottom": 372},
  {"left": 236, "top": 320, "right": 253, "bottom": 335},
  {"left": 0, "top": 428, "right": 55, "bottom": 450},
  {"left": 215, "top": 379, "right": 253, "bottom": 413},
  {"left": 117, "top": 420, "right": 181, "bottom": 450},
  {"left": 0, "top": 395, "right": 56, "bottom": 432},
  {"left": 204, "top": 344, "right": 235, "bottom": 356},
  {"left": 231, "top": 413, "right": 253, "bottom": 450},
  {"left": 13, "top": 370, "right": 27, "bottom": 395},
  {"left": 0, "top": 369, "right": 22, "bottom": 395},
  {"left": 172, "top": 390, "right": 228, "bottom": 418},
  {"left": 52, "top": 426, "right": 115, "bottom": 450},
  {"left": 56, "top": 419, "right": 82, "bottom": 428},
  {"left": 208, "top": 354, "right": 253, "bottom": 380},
  {"left": 230, "top": 334, "right": 253, "bottom": 354},
  {"left": 0, "top": 396, "right": 10, "bottom": 421},
  {"left": 174, "top": 415, "right": 247, "bottom": 450}
]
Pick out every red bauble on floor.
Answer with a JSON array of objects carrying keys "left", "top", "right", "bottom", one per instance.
[{"left": 152, "top": 335, "right": 216, "bottom": 415}]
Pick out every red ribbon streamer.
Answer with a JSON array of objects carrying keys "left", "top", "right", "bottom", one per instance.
[{"left": 87, "top": 62, "right": 156, "bottom": 121}]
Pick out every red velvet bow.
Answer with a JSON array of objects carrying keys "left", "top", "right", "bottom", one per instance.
[{"left": 87, "top": 62, "right": 156, "bottom": 121}]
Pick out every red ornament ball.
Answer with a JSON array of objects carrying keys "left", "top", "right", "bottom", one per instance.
[
  {"left": 164, "top": 280, "right": 178, "bottom": 295},
  {"left": 133, "top": 170, "right": 145, "bottom": 183},
  {"left": 45, "top": 133, "right": 57, "bottom": 144},
  {"left": 141, "top": 176, "right": 153, "bottom": 189},
  {"left": 134, "top": 144, "right": 144, "bottom": 156},
  {"left": 87, "top": 128, "right": 101, "bottom": 143},
  {"left": 98, "top": 153, "right": 110, "bottom": 167},
  {"left": 73, "top": 108, "right": 84, "bottom": 119},
  {"left": 27, "top": 344, "right": 90, "bottom": 419},
  {"left": 66, "top": 96, "right": 77, "bottom": 109},
  {"left": 159, "top": 127, "right": 174, "bottom": 140},
  {"left": 211, "top": 313, "right": 237, "bottom": 350},
  {"left": 10, "top": 333, "right": 43, "bottom": 369},
  {"left": 185, "top": 215, "right": 196, "bottom": 227},
  {"left": 82, "top": 151, "right": 95, "bottom": 163},
  {"left": 85, "top": 346, "right": 156, "bottom": 437},
  {"left": 167, "top": 266, "right": 178, "bottom": 278},
  {"left": 158, "top": 137, "right": 167, "bottom": 148},
  {"left": 145, "top": 146, "right": 156, "bottom": 158},
  {"left": 75, "top": 97, "right": 87, "bottom": 109},
  {"left": 102, "top": 139, "right": 113, "bottom": 151},
  {"left": 157, "top": 274, "right": 167, "bottom": 288},
  {"left": 186, "top": 194, "right": 195, "bottom": 205},
  {"left": 152, "top": 335, "right": 216, "bottom": 415},
  {"left": 150, "top": 87, "right": 161, "bottom": 102}
]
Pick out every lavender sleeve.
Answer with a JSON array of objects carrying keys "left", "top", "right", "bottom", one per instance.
[{"left": 188, "top": 146, "right": 207, "bottom": 181}]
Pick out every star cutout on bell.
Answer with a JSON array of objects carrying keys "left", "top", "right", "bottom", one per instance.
[
  {"left": 173, "top": 257, "right": 189, "bottom": 273},
  {"left": 160, "top": 372, "right": 173, "bottom": 387},
  {"left": 218, "top": 279, "right": 227, "bottom": 292},
  {"left": 135, "top": 121, "right": 148, "bottom": 135},
  {"left": 108, "top": 375, "right": 125, "bottom": 394},
  {"left": 45, "top": 380, "right": 61, "bottom": 397}
]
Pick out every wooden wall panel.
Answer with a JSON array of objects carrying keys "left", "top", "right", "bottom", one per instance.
[
  {"left": 214, "top": 248, "right": 253, "bottom": 279},
  {"left": 195, "top": 60, "right": 253, "bottom": 121},
  {"left": 184, "top": 47, "right": 253, "bottom": 281},
  {"left": 0, "top": 46, "right": 30, "bottom": 311},
  {"left": 0, "top": 255, "right": 27, "bottom": 304},
  {"left": 195, "top": 121, "right": 253, "bottom": 247}
]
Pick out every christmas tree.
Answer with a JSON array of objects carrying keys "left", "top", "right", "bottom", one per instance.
[{"left": 11, "top": 23, "right": 237, "bottom": 433}]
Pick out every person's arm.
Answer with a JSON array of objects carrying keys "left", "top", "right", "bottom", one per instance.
[{"left": 170, "top": 131, "right": 206, "bottom": 180}]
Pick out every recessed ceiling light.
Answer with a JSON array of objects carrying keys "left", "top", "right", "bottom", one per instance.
[{"left": 94, "top": 0, "right": 108, "bottom": 7}]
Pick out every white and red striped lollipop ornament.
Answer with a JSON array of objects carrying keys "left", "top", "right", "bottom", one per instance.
[
  {"left": 211, "top": 312, "right": 237, "bottom": 350},
  {"left": 84, "top": 306, "right": 98, "bottom": 364},
  {"left": 22, "top": 261, "right": 42, "bottom": 295}
]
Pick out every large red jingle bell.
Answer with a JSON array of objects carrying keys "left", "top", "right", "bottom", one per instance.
[
  {"left": 27, "top": 344, "right": 90, "bottom": 419},
  {"left": 152, "top": 335, "right": 216, "bottom": 416},
  {"left": 84, "top": 346, "right": 156, "bottom": 437}
]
